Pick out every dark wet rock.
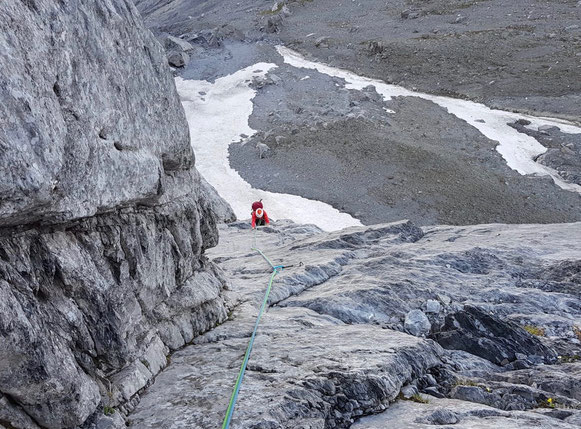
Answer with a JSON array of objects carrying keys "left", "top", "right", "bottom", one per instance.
[
  {"left": 168, "top": 51, "right": 189, "bottom": 67},
  {"left": 432, "top": 306, "right": 558, "bottom": 365}
]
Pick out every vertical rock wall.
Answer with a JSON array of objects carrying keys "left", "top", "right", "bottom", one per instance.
[{"left": 0, "top": 1, "right": 231, "bottom": 427}]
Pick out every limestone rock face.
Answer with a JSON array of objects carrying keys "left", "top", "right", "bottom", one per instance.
[
  {"left": 0, "top": 0, "right": 194, "bottom": 228},
  {"left": 0, "top": 1, "right": 231, "bottom": 427}
]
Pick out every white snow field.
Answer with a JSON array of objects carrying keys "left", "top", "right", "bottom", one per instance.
[
  {"left": 278, "top": 46, "right": 581, "bottom": 194},
  {"left": 175, "top": 66, "right": 363, "bottom": 232}
]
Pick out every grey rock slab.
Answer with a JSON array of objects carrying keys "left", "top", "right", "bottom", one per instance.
[
  {"left": 199, "top": 174, "right": 236, "bottom": 224},
  {"left": 491, "top": 362, "right": 581, "bottom": 402},
  {"left": 450, "top": 380, "right": 581, "bottom": 412},
  {"left": 353, "top": 396, "right": 580, "bottom": 428},
  {"left": 129, "top": 307, "right": 443, "bottom": 428},
  {"left": 130, "top": 220, "right": 581, "bottom": 427}
]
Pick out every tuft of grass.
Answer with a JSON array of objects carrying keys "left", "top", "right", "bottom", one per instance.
[
  {"left": 574, "top": 326, "right": 581, "bottom": 342},
  {"left": 454, "top": 378, "right": 479, "bottom": 387},
  {"left": 397, "top": 392, "right": 430, "bottom": 404},
  {"left": 410, "top": 393, "right": 430, "bottom": 404},
  {"left": 104, "top": 406, "right": 115, "bottom": 416},
  {"left": 559, "top": 355, "right": 581, "bottom": 363},
  {"left": 524, "top": 325, "right": 546, "bottom": 337}
]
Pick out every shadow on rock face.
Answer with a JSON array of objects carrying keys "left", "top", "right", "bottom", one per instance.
[{"left": 432, "top": 306, "right": 558, "bottom": 366}]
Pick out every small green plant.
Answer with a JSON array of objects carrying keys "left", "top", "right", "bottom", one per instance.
[
  {"left": 140, "top": 359, "right": 150, "bottom": 369},
  {"left": 559, "top": 355, "right": 581, "bottom": 363},
  {"left": 524, "top": 325, "right": 545, "bottom": 337},
  {"left": 104, "top": 406, "right": 115, "bottom": 416},
  {"left": 538, "top": 398, "right": 556, "bottom": 409}
]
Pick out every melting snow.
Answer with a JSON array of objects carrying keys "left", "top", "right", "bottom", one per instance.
[
  {"left": 175, "top": 65, "right": 362, "bottom": 232},
  {"left": 277, "top": 46, "right": 581, "bottom": 194}
]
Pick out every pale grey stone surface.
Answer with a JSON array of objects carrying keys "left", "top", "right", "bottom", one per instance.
[
  {"left": 353, "top": 396, "right": 580, "bottom": 429},
  {"left": 405, "top": 310, "right": 432, "bottom": 337},
  {"left": 0, "top": 0, "right": 232, "bottom": 427},
  {"left": 128, "top": 220, "right": 581, "bottom": 428}
]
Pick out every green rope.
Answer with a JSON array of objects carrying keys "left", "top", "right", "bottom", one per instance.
[
  {"left": 222, "top": 232, "right": 282, "bottom": 429},
  {"left": 252, "top": 247, "right": 275, "bottom": 269}
]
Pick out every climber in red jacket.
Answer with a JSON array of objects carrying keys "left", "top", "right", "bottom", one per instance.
[{"left": 251, "top": 200, "right": 270, "bottom": 229}]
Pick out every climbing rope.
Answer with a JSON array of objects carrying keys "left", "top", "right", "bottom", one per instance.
[{"left": 221, "top": 229, "right": 283, "bottom": 429}]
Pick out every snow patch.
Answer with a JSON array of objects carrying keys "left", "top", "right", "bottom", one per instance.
[
  {"left": 175, "top": 65, "right": 362, "bottom": 232},
  {"left": 277, "top": 46, "right": 581, "bottom": 194}
]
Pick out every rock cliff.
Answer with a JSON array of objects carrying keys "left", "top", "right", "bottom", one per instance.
[{"left": 0, "top": 1, "right": 232, "bottom": 427}]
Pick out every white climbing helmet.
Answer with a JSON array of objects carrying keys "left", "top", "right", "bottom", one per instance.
[{"left": 255, "top": 208, "right": 264, "bottom": 218}]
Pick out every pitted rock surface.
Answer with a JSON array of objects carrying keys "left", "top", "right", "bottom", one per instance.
[{"left": 0, "top": 1, "right": 232, "bottom": 427}]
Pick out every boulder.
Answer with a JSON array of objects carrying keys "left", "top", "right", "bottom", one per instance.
[
  {"left": 167, "top": 51, "right": 189, "bottom": 68},
  {"left": 405, "top": 310, "right": 431, "bottom": 337},
  {"left": 162, "top": 34, "right": 194, "bottom": 52},
  {"left": 426, "top": 299, "right": 442, "bottom": 314}
]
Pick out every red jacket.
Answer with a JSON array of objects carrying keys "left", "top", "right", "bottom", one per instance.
[{"left": 251, "top": 210, "right": 269, "bottom": 228}]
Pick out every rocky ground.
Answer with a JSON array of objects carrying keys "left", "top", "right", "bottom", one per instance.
[
  {"left": 137, "top": 0, "right": 581, "bottom": 227},
  {"left": 137, "top": 0, "right": 581, "bottom": 122},
  {"left": 128, "top": 220, "right": 581, "bottom": 428}
]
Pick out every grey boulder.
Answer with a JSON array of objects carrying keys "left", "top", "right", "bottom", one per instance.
[{"left": 405, "top": 309, "right": 432, "bottom": 337}]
